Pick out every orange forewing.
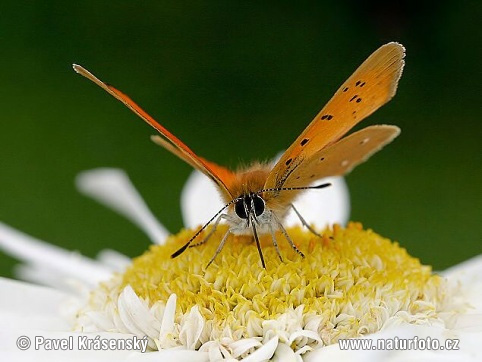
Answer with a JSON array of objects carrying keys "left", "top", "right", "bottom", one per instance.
[
  {"left": 265, "top": 42, "right": 405, "bottom": 191},
  {"left": 73, "top": 65, "right": 235, "bottom": 199},
  {"left": 151, "top": 135, "right": 236, "bottom": 191}
]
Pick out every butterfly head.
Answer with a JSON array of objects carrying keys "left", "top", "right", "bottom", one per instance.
[{"left": 234, "top": 193, "right": 266, "bottom": 220}]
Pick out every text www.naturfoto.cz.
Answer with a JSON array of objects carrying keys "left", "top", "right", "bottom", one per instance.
[{"left": 338, "top": 336, "right": 459, "bottom": 351}]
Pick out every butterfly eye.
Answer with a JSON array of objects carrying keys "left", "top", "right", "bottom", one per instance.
[
  {"left": 234, "top": 199, "right": 248, "bottom": 219},
  {"left": 234, "top": 195, "right": 265, "bottom": 219},
  {"left": 252, "top": 195, "right": 265, "bottom": 217}
]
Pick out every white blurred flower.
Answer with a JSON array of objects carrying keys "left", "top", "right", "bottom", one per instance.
[{"left": 0, "top": 168, "right": 480, "bottom": 361}]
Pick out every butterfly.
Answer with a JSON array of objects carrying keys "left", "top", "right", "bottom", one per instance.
[{"left": 73, "top": 42, "right": 405, "bottom": 268}]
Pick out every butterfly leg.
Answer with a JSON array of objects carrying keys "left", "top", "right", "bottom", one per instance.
[
  {"left": 206, "top": 229, "right": 231, "bottom": 268},
  {"left": 269, "top": 226, "right": 283, "bottom": 262},
  {"left": 272, "top": 213, "right": 305, "bottom": 258},
  {"left": 190, "top": 214, "right": 227, "bottom": 248},
  {"left": 291, "top": 204, "right": 322, "bottom": 237}
]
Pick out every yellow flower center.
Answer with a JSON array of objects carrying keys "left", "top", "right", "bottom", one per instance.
[{"left": 112, "top": 222, "right": 444, "bottom": 342}]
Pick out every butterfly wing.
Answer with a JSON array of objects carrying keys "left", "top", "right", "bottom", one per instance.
[
  {"left": 265, "top": 42, "right": 405, "bottom": 193},
  {"left": 298, "top": 125, "right": 400, "bottom": 179},
  {"left": 73, "top": 65, "right": 235, "bottom": 199},
  {"left": 265, "top": 125, "right": 400, "bottom": 207},
  {"left": 150, "top": 135, "right": 236, "bottom": 190}
]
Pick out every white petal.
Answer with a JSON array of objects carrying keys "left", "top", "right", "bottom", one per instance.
[
  {"left": 229, "top": 338, "right": 262, "bottom": 358},
  {"left": 96, "top": 249, "right": 132, "bottom": 272},
  {"left": 442, "top": 254, "right": 482, "bottom": 331},
  {"left": 0, "top": 222, "right": 112, "bottom": 287},
  {"left": 449, "top": 313, "right": 482, "bottom": 333},
  {"left": 158, "top": 294, "right": 178, "bottom": 348},
  {"left": 181, "top": 170, "right": 349, "bottom": 230},
  {"left": 181, "top": 170, "right": 226, "bottom": 229},
  {"left": 160, "top": 294, "right": 177, "bottom": 335},
  {"left": 117, "top": 286, "right": 160, "bottom": 341},
  {"left": 14, "top": 263, "right": 91, "bottom": 295},
  {"left": 76, "top": 168, "right": 169, "bottom": 244},
  {"left": 288, "top": 329, "right": 322, "bottom": 344},
  {"left": 179, "top": 306, "right": 204, "bottom": 350},
  {"left": 14, "top": 263, "right": 66, "bottom": 289},
  {"left": 240, "top": 336, "right": 278, "bottom": 362},
  {"left": 130, "top": 349, "right": 209, "bottom": 362},
  {"left": 272, "top": 342, "right": 301, "bottom": 362},
  {"left": 294, "top": 345, "right": 312, "bottom": 355},
  {"left": 83, "top": 310, "right": 116, "bottom": 332},
  {"left": 0, "top": 277, "right": 70, "bottom": 331},
  {"left": 442, "top": 254, "right": 482, "bottom": 287},
  {"left": 199, "top": 341, "right": 224, "bottom": 360},
  {"left": 284, "top": 177, "right": 349, "bottom": 229}
]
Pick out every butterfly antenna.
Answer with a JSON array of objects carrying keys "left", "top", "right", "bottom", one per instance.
[
  {"left": 171, "top": 197, "right": 240, "bottom": 258},
  {"left": 256, "top": 182, "right": 331, "bottom": 194}
]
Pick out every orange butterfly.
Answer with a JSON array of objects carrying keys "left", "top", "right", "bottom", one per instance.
[{"left": 73, "top": 42, "right": 405, "bottom": 268}]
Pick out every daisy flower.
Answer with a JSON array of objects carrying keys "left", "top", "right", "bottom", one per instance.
[{"left": 0, "top": 168, "right": 480, "bottom": 361}]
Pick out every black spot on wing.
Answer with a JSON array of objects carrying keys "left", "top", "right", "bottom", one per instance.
[
  {"left": 350, "top": 94, "right": 362, "bottom": 103},
  {"left": 276, "top": 157, "right": 303, "bottom": 190},
  {"left": 285, "top": 158, "right": 292, "bottom": 166},
  {"left": 355, "top": 80, "right": 366, "bottom": 88},
  {"left": 321, "top": 114, "right": 333, "bottom": 120},
  {"left": 300, "top": 138, "right": 309, "bottom": 146}
]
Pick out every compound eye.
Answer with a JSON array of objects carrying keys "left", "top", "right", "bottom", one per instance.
[
  {"left": 234, "top": 199, "right": 248, "bottom": 219},
  {"left": 253, "top": 195, "right": 265, "bottom": 217}
]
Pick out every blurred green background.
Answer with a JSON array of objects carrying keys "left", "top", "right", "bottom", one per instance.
[{"left": 0, "top": 1, "right": 480, "bottom": 278}]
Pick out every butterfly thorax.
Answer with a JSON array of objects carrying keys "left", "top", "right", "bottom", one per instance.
[{"left": 225, "top": 163, "right": 271, "bottom": 202}]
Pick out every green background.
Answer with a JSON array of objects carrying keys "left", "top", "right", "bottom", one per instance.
[{"left": 0, "top": 1, "right": 480, "bottom": 278}]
